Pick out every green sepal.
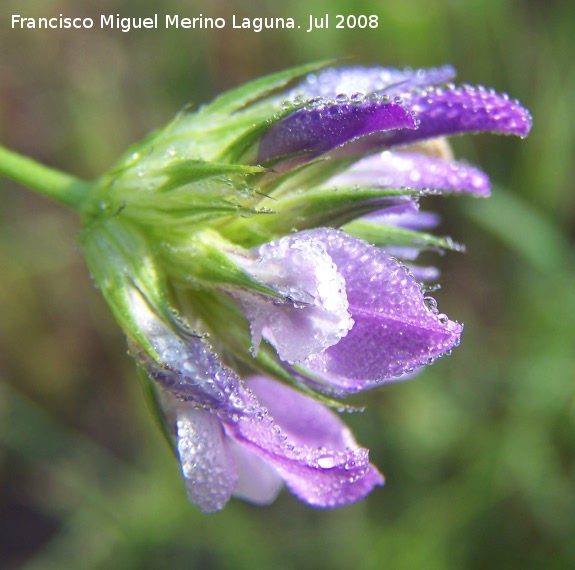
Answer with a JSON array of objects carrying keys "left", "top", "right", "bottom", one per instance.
[
  {"left": 156, "top": 160, "right": 267, "bottom": 192},
  {"left": 260, "top": 156, "right": 357, "bottom": 197},
  {"left": 200, "top": 60, "right": 334, "bottom": 116},
  {"left": 223, "top": 187, "right": 423, "bottom": 247},
  {"left": 80, "top": 218, "right": 171, "bottom": 365},
  {"left": 136, "top": 364, "right": 178, "bottom": 453},
  {"left": 105, "top": 61, "right": 333, "bottom": 179},
  {"left": 342, "top": 219, "right": 465, "bottom": 252},
  {"left": 220, "top": 107, "right": 298, "bottom": 163},
  {"left": 86, "top": 160, "right": 268, "bottom": 228},
  {"left": 160, "top": 228, "right": 282, "bottom": 299}
]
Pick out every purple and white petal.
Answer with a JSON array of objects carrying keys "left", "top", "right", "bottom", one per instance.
[
  {"left": 175, "top": 405, "right": 238, "bottom": 513},
  {"left": 331, "top": 151, "right": 490, "bottom": 196},
  {"left": 382, "top": 87, "right": 532, "bottom": 148},
  {"left": 225, "top": 377, "right": 384, "bottom": 508},
  {"left": 289, "top": 65, "right": 456, "bottom": 100},
  {"left": 258, "top": 101, "right": 417, "bottom": 163},
  {"left": 233, "top": 233, "right": 353, "bottom": 363},
  {"left": 128, "top": 287, "right": 258, "bottom": 416},
  {"left": 296, "top": 228, "right": 462, "bottom": 392}
]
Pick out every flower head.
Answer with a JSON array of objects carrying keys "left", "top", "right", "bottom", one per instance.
[{"left": 80, "top": 62, "right": 531, "bottom": 511}]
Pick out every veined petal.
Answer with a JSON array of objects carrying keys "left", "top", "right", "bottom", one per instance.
[
  {"left": 289, "top": 65, "right": 457, "bottom": 99},
  {"left": 330, "top": 151, "right": 491, "bottom": 196},
  {"left": 297, "top": 228, "right": 462, "bottom": 392},
  {"left": 233, "top": 233, "right": 353, "bottom": 363},
  {"left": 382, "top": 87, "right": 532, "bottom": 148},
  {"left": 225, "top": 377, "right": 384, "bottom": 508},
  {"left": 258, "top": 101, "right": 417, "bottom": 163}
]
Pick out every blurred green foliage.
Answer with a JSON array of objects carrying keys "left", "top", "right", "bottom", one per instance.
[{"left": 1, "top": 0, "right": 574, "bottom": 568}]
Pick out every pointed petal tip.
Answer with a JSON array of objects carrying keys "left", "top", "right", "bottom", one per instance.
[{"left": 382, "top": 86, "right": 533, "bottom": 147}]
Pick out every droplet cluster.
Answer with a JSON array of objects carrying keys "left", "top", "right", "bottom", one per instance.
[
  {"left": 330, "top": 150, "right": 491, "bottom": 196},
  {"left": 288, "top": 65, "right": 456, "bottom": 100}
]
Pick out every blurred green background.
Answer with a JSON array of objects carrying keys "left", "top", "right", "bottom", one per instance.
[{"left": 1, "top": 0, "right": 574, "bottom": 568}]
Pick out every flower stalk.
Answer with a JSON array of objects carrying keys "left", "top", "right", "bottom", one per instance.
[{"left": 0, "top": 143, "right": 93, "bottom": 211}]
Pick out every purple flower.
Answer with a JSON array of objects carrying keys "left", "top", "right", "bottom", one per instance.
[
  {"left": 109, "top": 63, "right": 531, "bottom": 512},
  {"left": 172, "top": 376, "right": 384, "bottom": 512},
  {"left": 234, "top": 228, "right": 462, "bottom": 395},
  {"left": 130, "top": 290, "right": 383, "bottom": 512}
]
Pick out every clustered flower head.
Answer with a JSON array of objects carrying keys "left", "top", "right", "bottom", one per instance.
[{"left": 80, "top": 62, "right": 531, "bottom": 512}]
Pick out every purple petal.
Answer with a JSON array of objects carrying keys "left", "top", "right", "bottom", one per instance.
[
  {"left": 382, "top": 245, "right": 427, "bottom": 261},
  {"left": 258, "top": 101, "right": 417, "bottom": 163},
  {"left": 174, "top": 405, "right": 238, "bottom": 513},
  {"left": 128, "top": 288, "right": 255, "bottom": 416},
  {"left": 225, "top": 377, "right": 384, "bottom": 508},
  {"left": 289, "top": 65, "right": 456, "bottom": 99},
  {"left": 331, "top": 151, "right": 491, "bottom": 196},
  {"left": 367, "top": 208, "right": 441, "bottom": 231},
  {"left": 405, "top": 264, "right": 441, "bottom": 283},
  {"left": 363, "top": 200, "right": 421, "bottom": 220},
  {"left": 383, "top": 87, "right": 532, "bottom": 148},
  {"left": 248, "top": 376, "right": 357, "bottom": 449},
  {"left": 298, "top": 228, "right": 462, "bottom": 392}
]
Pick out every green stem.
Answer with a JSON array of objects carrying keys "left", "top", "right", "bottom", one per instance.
[{"left": 0, "top": 144, "right": 94, "bottom": 211}]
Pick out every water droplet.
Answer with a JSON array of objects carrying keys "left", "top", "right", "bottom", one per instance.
[
  {"left": 317, "top": 455, "right": 336, "bottom": 469},
  {"left": 424, "top": 297, "right": 438, "bottom": 313}
]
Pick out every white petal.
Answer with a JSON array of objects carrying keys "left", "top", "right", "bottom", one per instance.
[
  {"left": 234, "top": 233, "right": 353, "bottom": 363},
  {"left": 176, "top": 406, "right": 238, "bottom": 513},
  {"left": 228, "top": 438, "right": 284, "bottom": 505}
]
